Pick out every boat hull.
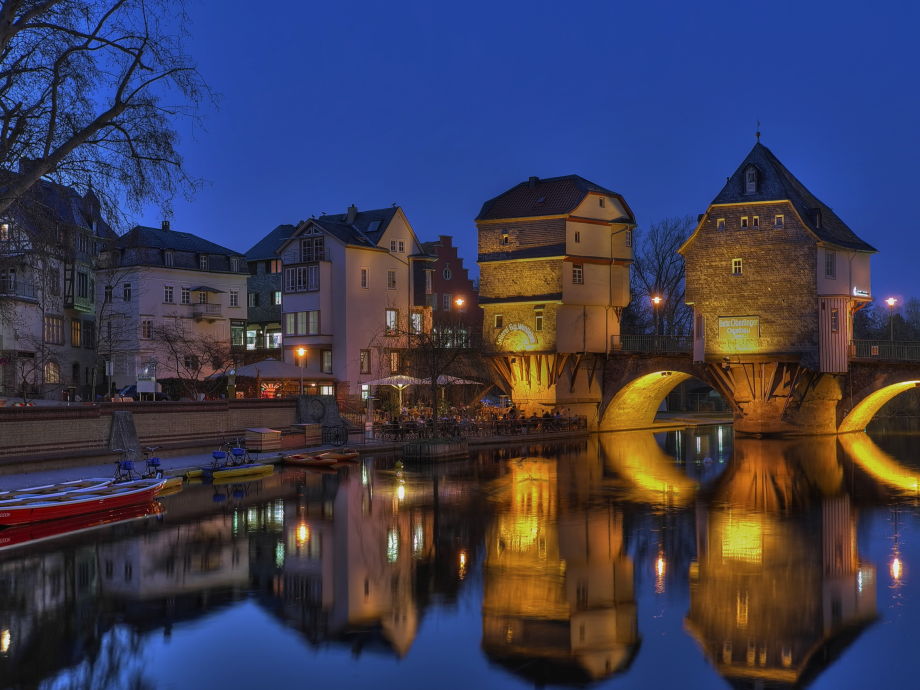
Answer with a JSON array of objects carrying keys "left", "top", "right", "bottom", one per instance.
[
  {"left": 0, "top": 502, "right": 162, "bottom": 550},
  {"left": 203, "top": 463, "right": 273, "bottom": 481},
  {"left": 0, "top": 478, "right": 166, "bottom": 526},
  {"left": 283, "top": 454, "right": 338, "bottom": 467},
  {"left": 315, "top": 449, "right": 359, "bottom": 461}
]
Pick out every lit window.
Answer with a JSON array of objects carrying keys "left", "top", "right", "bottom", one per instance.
[
  {"left": 273, "top": 290, "right": 282, "bottom": 305},
  {"left": 71, "top": 319, "right": 82, "bottom": 347},
  {"left": 0, "top": 223, "right": 8, "bottom": 240},
  {"left": 494, "top": 314, "right": 503, "bottom": 329},
  {"left": 181, "top": 287, "right": 190, "bottom": 304},
  {"left": 320, "top": 384, "right": 334, "bottom": 396},
  {"left": 752, "top": 216, "right": 760, "bottom": 228},
  {"left": 387, "top": 270, "right": 396, "bottom": 290},
  {"left": 500, "top": 233, "right": 509, "bottom": 245},
  {"left": 774, "top": 214, "right": 784, "bottom": 228},
  {"left": 360, "top": 350, "right": 371, "bottom": 374},
  {"left": 574, "top": 231, "right": 581, "bottom": 243},
  {"left": 831, "top": 308, "right": 840, "bottom": 333},
  {"left": 269, "top": 259, "right": 281, "bottom": 274},
  {"left": 716, "top": 218, "right": 725, "bottom": 231},
  {"left": 740, "top": 216, "right": 749, "bottom": 229},
  {"left": 44, "top": 360, "right": 61, "bottom": 384},
  {"left": 731, "top": 258, "right": 743, "bottom": 275},
  {"left": 360, "top": 267, "right": 368, "bottom": 288},
  {"left": 534, "top": 305, "right": 544, "bottom": 331},
  {"left": 198, "top": 291, "right": 208, "bottom": 304},
  {"left": 164, "top": 285, "right": 174, "bottom": 303},
  {"left": 390, "top": 351, "right": 400, "bottom": 373},
  {"left": 410, "top": 310, "right": 423, "bottom": 334},
  {"left": 825, "top": 251, "right": 836, "bottom": 278},
  {"left": 229, "top": 289, "right": 239, "bottom": 307},
  {"left": 385, "top": 308, "right": 398, "bottom": 334},
  {"left": 572, "top": 263, "right": 584, "bottom": 284}
]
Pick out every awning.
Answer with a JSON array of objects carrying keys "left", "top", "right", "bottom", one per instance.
[{"left": 190, "top": 285, "right": 225, "bottom": 293}]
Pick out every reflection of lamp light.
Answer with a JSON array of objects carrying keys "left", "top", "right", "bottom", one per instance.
[
  {"left": 0, "top": 628, "right": 10, "bottom": 654},
  {"left": 397, "top": 483, "right": 406, "bottom": 501},
  {"left": 296, "top": 346, "right": 306, "bottom": 394},
  {"left": 458, "top": 550, "right": 468, "bottom": 580},
  {"left": 655, "top": 549, "right": 667, "bottom": 594},
  {"left": 891, "top": 555, "right": 903, "bottom": 583},
  {"left": 296, "top": 522, "right": 310, "bottom": 547}
]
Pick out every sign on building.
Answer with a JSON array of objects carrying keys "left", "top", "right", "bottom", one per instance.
[{"left": 718, "top": 316, "right": 759, "bottom": 352}]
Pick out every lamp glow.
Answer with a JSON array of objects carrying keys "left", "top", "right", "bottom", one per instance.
[
  {"left": 397, "top": 483, "right": 406, "bottom": 501},
  {"left": 454, "top": 296, "right": 465, "bottom": 307},
  {"left": 296, "top": 522, "right": 310, "bottom": 547},
  {"left": 891, "top": 556, "right": 903, "bottom": 582},
  {"left": 1, "top": 628, "right": 10, "bottom": 654},
  {"left": 886, "top": 297, "right": 898, "bottom": 308}
]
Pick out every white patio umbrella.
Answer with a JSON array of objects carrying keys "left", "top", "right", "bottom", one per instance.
[
  {"left": 436, "top": 375, "right": 483, "bottom": 386},
  {"left": 364, "top": 374, "right": 426, "bottom": 408}
]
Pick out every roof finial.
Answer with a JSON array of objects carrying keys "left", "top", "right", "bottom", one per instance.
[{"left": 755, "top": 119, "right": 761, "bottom": 143}]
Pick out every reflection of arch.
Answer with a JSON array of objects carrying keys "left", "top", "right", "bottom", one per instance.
[
  {"left": 599, "top": 371, "right": 695, "bottom": 431},
  {"left": 838, "top": 432, "right": 920, "bottom": 493},
  {"left": 838, "top": 380, "right": 920, "bottom": 433},
  {"left": 598, "top": 431, "right": 698, "bottom": 507}
]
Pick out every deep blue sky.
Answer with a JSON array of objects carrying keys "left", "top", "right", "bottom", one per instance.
[{"left": 142, "top": 0, "right": 920, "bottom": 301}]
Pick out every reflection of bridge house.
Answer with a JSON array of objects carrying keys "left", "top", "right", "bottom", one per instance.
[
  {"left": 477, "top": 176, "right": 635, "bottom": 417},
  {"left": 595, "top": 142, "right": 920, "bottom": 435}
]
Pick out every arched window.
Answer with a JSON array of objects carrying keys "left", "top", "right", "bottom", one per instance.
[
  {"left": 744, "top": 166, "right": 758, "bottom": 194},
  {"left": 44, "top": 360, "right": 61, "bottom": 384}
]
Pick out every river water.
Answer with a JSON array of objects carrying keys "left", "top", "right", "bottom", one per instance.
[{"left": 2, "top": 426, "right": 920, "bottom": 689}]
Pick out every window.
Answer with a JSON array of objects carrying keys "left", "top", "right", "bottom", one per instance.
[
  {"left": 248, "top": 292, "right": 258, "bottom": 307},
  {"left": 0, "top": 223, "right": 8, "bottom": 240},
  {"left": 321, "top": 350, "right": 333, "bottom": 374},
  {"left": 831, "top": 308, "right": 840, "bottom": 333},
  {"left": 745, "top": 166, "right": 758, "bottom": 194},
  {"left": 360, "top": 268, "right": 368, "bottom": 288},
  {"left": 104, "top": 285, "right": 113, "bottom": 303},
  {"left": 599, "top": 197, "right": 606, "bottom": 208},
  {"left": 387, "top": 270, "right": 396, "bottom": 290},
  {"left": 534, "top": 305, "right": 544, "bottom": 332},
  {"left": 494, "top": 314, "right": 503, "bottom": 329},
  {"left": 716, "top": 218, "right": 726, "bottom": 231},
  {"left": 300, "top": 236, "right": 324, "bottom": 262},
  {"left": 320, "top": 384, "right": 334, "bottom": 396},
  {"left": 500, "top": 233, "right": 509, "bottom": 245},
  {"left": 825, "top": 251, "right": 836, "bottom": 278},
  {"left": 425, "top": 270, "right": 432, "bottom": 295},
  {"left": 625, "top": 229, "right": 633, "bottom": 246},
  {"left": 360, "top": 350, "right": 371, "bottom": 374},
  {"left": 398, "top": 240, "right": 405, "bottom": 253},
  {"left": 199, "top": 255, "right": 208, "bottom": 271},
  {"left": 307, "top": 265, "right": 319, "bottom": 291},
  {"left": 731, "top": 258, "right": 743, "bottom": 275},
  {"left": 410, "top": 310, "right": 423, "bottom": 334},
  {"left": 164, "top": 250, "right": 174, "bottom": 267},
  {"left": 740, "top": 216, "right": 749, "bottom": 229},
  {"left": 273, "top": 290, "right": 282, "bottom": 305},
  {"left": 385, "top": 308, "right": 398, "bottom": 334},
  {"left": 198, "top": 291, "right": 208, "bottom": 304},
  {"left": 389, "top": 351, "right": 400, "bottom": 373},
  {"left": 574, "top": 231, "right": 581, "bottom": 243},
  {"left": 44, "top": 360, "right": 60, "bottom": 384},
  {"left": 141, "top": 320, "right": 152, "bottom": 339},
  {"left": 390, "top": 240, "right": 397, "bottom": 251},
  {"left": 71, "top": 319, "right": 81, "bottom": 347},
  {"left": 285, "top": 313, "right": 296, "bottom": 335},
  {"left": 0, "top": 267, "right": 14, "bottom": 294},
  {"left": 229, "top": 289, "right": 239, "bottom": 307},
  {"left": 368, "top": 220, "right": 382, "bottom": 233},
  {"left": 164, "top": 285, "right": 174, "bottom": 303},
  {"left": 76, "top": 272, "right": 89, "bottom": 299},
  {"left": 443, "top": 293, "right": 452, "bottom": 310},
  {"left": 84, "top": 322, "right": 95, "bottom": 349},
  {"left": 231, "top": 322, "right": 244, "bottom": 347},
  {"left": 183, "top": 355, "right": 199, "bottom": 370},
  {"left": 443, "top": 266, "right": 452, "bottom": 280},
  {"left": 181, "top": 287, "right": 190, "bottom": 305},
  {"left": 774, "top": 214, "right": 784, "bottom": 228},
  {"left": 572, "top": 264, "right": 584, "bottom": 284},
  {"left": 231, "top": 257, "right": 240, "bottom": 272},
  {"left": 122, "top": 282, "right": 131, "bottom": 301},
  {"left": 752, "top": 215, "right": 760, "bottom": 228},
  {"left": 306, "top": 310, "right": 320, "bottom": 335},
  {"left": 43, "top": 315, "right": 63, "bottom": 344}
]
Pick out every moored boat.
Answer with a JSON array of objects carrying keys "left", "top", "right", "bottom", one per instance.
[
  {"left": 282, "top": 454, "right": 338, "bottom": 467},
  {"left": 314, "top": 448, "right": 359, "bottom": 462},
  {"left": 0, "top": 478, "right": 112, "bottom": 500},
  {"left": 0, "top": 478, "right": 167, "bottom": 526},
  {"left": 201, "top": 463, "right": 274, "bottom": 481},
  {"left": 0, "top": 502, "right": 162, "bottom": 550}
]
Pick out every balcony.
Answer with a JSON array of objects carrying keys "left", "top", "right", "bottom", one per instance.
[
  {"left": 192, "top": 303, "right": 224, "bottom": 321},
  {"left": 610, "top": 334, "right": 692, "bottom": 354},
  {"left": 0, "top": 277, "right": 36, "bottom": 300},
  {"left": 850, "top": 340, "right": 920, "bottom": 362}
]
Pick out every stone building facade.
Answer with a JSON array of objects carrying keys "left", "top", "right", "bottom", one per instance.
[
  {"left": 416, "top": 234, "right": 481, "bottom": 344},
  {"left": 680, "top": 142, "right": 874, "bottom": 374},
  {"left": 242, "top": 223, "right": 295, "bottom": 362},
  {"left": 476, "top": 175, "right": 635, "bottom": 414}
]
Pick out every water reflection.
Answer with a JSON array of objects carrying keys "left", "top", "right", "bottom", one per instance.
[{"left": 4, "top": 426, "right": 920, "bottom": 688}]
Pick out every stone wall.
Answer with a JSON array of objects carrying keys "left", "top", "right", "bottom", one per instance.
[
  {"left": 477, "top": 218, "right": 565, "bottom": 255},
  {"left": 480, "top": 259, "right": 561, "bottom": 300},
  {"left": 0, "top": 399, "right": 298, "bottom": 468},
  {"left": 683, "top": 201, "right": 818, "bottom": 359}
]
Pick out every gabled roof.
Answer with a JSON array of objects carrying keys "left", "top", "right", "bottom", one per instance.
[
  {"left": 712, "top": 142, "right": 875, "bottom": 252},
  {"left": 2, "top": 175, "right": 116, "bottom": 239},
  {"left": 245, "top": 224, "right": 296, "bottom": 261},
  {"left": 476, "top": 174, "right": 635, "bottom": 222},
  {"left": 313, "top": 207, "right": 399, "bottom": 247},
  {"left": 116, "top": 225, "right": 243, "bottom": 256}
]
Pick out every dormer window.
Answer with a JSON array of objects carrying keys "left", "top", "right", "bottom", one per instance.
[
  {"left": 814, "top": 209, "right": 822, "bottom": 228},
  {"left": 199, "top": 255, "right": 208, "bottom": 271},
  {"left": 744, "top": 166, "right": 758, "bottom": 194},
  {"left": 164, "top": 250, "right": 174, "bottom": 267},
  {"left": 716, "top": 218, "right": 726, "bottom": 231}
]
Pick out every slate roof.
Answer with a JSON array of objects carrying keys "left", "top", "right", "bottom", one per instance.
[
  {"left": 312, "top": 207, "right": 400, "bottom": 247},
  {"left": 476, "top": 175, "right": 635, "bottom": 222},
  {"left": 2, "top": 176, "right": 116, "bottom": 239},
  {"left": 245, "top": 224, "right": 296, "bottom": 261},
  {"left": 478, "top": 292, "right": 562, "bottom": 305},
  {"left": 116, "top": 225, "right": 243, "bottom": 256},
  {"left": 712, "top": 142, "right": 875, "bottom": 252}
]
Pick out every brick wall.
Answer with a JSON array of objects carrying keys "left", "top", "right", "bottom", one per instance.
[
  {"left": 477, "top": 218, "right": 565, "bottom": 255},
  {"left": 0, "top": 399, "right": 298, "bottom": 467},
  {"left": 683, "top": 202, "right": 818, "bottom": 357},
  {"left": 480, "top": 259, "right": 561, "bottom": 300}
]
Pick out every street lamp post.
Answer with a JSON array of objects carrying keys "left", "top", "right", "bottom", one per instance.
[
  {"left": 651, "top": 295, "right": 663, "bottom": 350},
  {"left": 296, "top": 346, "right": 306, "bottom": 395},
  {"left": 886, "top": 297, "right": 898, "bottom": 347}
]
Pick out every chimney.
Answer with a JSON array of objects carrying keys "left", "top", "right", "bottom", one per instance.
[
  {"left": 162, "top": 220, "right": 170, "bottom": 231},
  {"left": 528, "top": 176, "right": 539, "bottom": 188},
  {"left": 345, "top": 204, "right": 358, "bottom": 224}
]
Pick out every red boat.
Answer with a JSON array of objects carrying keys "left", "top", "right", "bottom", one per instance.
[
  {"left": 0, "top": 501, "right": 163, "bottom": 549},
  {"left": 0, "top": 477, "right": 166, "bottom": 526}
]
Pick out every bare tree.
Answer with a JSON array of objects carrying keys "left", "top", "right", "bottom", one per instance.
[
  {"left": 0, "top": 0, "right": 208, "bottom": 221},
  {"left": 628, "top": 216, "right": 694, "bottom": 336},
  {"left": 152, "top": 320, "right": 233, "bottom": 399}
]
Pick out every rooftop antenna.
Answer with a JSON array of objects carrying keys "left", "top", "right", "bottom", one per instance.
[{"left": 756, "top": 119, "right": 761, "bottom": 143}]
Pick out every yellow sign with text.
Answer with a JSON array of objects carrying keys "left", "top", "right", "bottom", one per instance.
[{"left": 718, "top": 316, "right": 759, "bottom": 352}]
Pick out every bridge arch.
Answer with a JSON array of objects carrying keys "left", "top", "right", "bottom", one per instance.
[
  {"left": 599, "top": 370, "right": 711, "bottom": 432},
  {"left": 838, "top": 380, "right": 920, "bottom": 433}
]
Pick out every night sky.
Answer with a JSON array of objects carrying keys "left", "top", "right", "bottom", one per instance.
[{"left": 142, "top": 0, "right": 920, "bottom": 302}]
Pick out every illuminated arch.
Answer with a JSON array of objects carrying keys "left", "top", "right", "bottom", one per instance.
[
  {"left": 599, "top": 370, "right": 696, "bottom": 431},
  {"left": 838, "top": 380, "right": 920, "bottom": 433},
  {"left": 598, "top": 431, "right": 698, "bottom": 507},
  {"left": 838, "top": 432, "right": 920, "bottom": 493}
]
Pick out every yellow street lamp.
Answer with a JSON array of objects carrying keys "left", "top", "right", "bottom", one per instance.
[
  {"left": 454, "top": 296, "right": 465, "bottom": 308},
  {"left": 296, "top": 346, "right": 306, "bottom": 395}
]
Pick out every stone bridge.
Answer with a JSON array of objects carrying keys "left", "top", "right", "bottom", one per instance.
[{"left": 597, "top": 352, "right": 920, "bottom": 436}]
